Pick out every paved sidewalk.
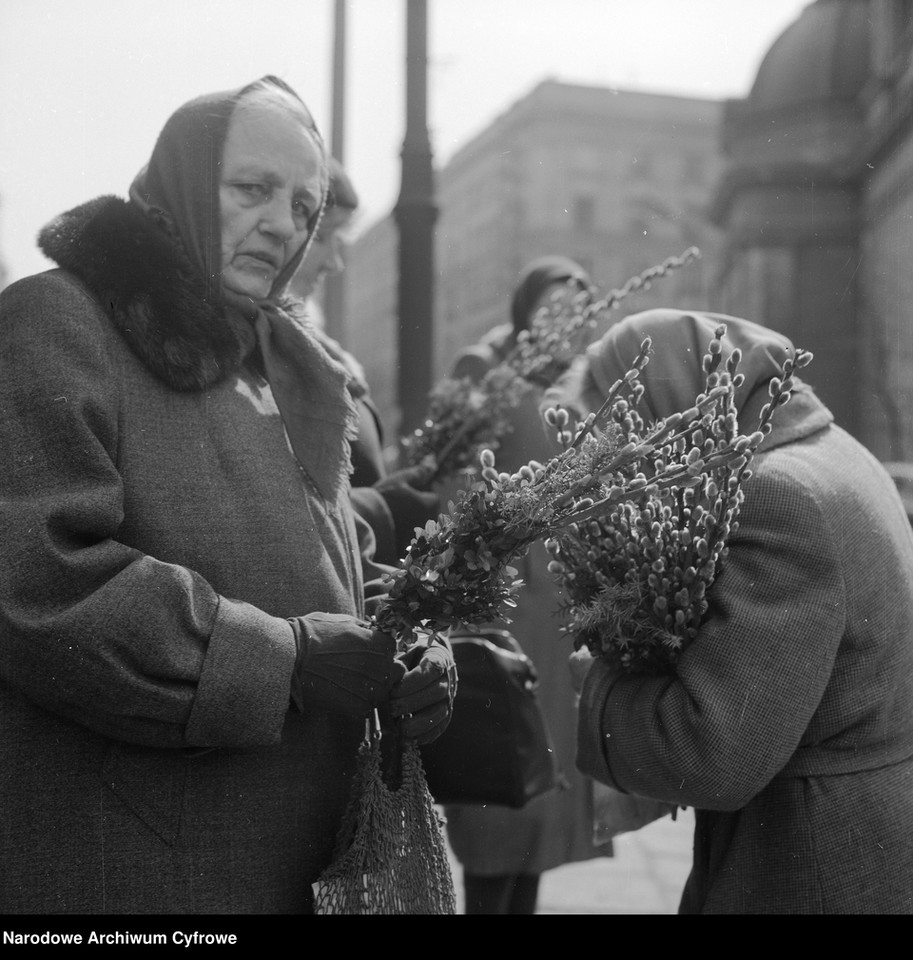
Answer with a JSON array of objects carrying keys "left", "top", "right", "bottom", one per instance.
[{"left": 445, "top": 806, "right": 695, "bottom": 915}]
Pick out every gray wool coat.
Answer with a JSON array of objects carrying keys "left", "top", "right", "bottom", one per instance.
[
  {"left": 576, "top": 386, "right": 913, "bottom": 914},
  {"left": 0, "top": 197, "right": 390, "bottom": 914}
]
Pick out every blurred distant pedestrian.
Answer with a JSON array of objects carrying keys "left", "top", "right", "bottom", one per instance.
[
  {"left": 442, "top": 256, "right": 615, "bottom": 915},
  {"left": 291, "top": 158, "right": 439, "bottom": 565}
]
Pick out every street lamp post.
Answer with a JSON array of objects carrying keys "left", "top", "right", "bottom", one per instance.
[
  {"left": 323, "top": 0, "right": 347, "bottom": 343},
  {"left": 394, "top": 0, "right": 437, "bottom": 438}
]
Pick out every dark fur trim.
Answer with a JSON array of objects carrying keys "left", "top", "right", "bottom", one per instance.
[{"left": 38, "top": 196, "right": 254, "bottom": 391}]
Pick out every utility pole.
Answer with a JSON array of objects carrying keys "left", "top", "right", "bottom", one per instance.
[
  {"left": 394, "top": 0, "right": 437, "bottom": 437},
  {"left": 323, "top": 0, "right": 347, "bottom": 342}
]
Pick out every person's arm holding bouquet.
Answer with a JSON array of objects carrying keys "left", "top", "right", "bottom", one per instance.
[{"left": 543, "top": 307, "right": 913, "bottom": 916}]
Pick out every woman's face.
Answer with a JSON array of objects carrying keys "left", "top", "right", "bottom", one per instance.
[
  {"left": 530, "top": 280, "right": 574, "bottom": 318},
  {"left": 219, "top": 100, "right": 325, "bottom": 299},
  {"left": 294, "top": 204, "right": 352, "bottom": 299}
]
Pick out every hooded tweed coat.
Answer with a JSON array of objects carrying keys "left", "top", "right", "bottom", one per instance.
[
  {"left": 0, "top": 196, "right": 389, "bottom": 914},
  {"left": 563, "top": 309, "right": 913, "bottom": 915}
]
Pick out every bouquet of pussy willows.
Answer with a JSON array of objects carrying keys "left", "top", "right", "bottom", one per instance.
[
  {"left": 373, "top": 321, "right": 811, "bottom": 651},
  {"left": 400, "top": 247, "right": 702, "bottom": 484},
  {"left": 542, "top": 327, "right": 814, "bottom": 675}
]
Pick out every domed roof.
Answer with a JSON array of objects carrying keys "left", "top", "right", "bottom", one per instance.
[{"left": 748, "top": 0, "right": 871, "bottom": 112}]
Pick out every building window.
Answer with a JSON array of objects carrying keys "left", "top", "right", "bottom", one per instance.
[
  {"left": 573, "top": 195, "right": 596, "bottom": 231},
  {"left": 630, "top": 152, "right": 653, "bottom": 180},
  {"left": 893, "top": 0, "right": 913, "bottom": 37},
  {"left": 881, "top": 0, "right": 913, "bottom": 76},
  {"left": 681, "top": 152, "right": 704, "bottom": 185}
]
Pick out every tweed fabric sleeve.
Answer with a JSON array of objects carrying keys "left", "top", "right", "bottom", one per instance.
[
  {"left": 184, "top": 600, "right": 297, "bottom": 745},
  {"left": 577, "top": 443, "right": 849, "bottom": 811},
  {"left": 0, "top": 273, "right": 296, "bottom": 748}
]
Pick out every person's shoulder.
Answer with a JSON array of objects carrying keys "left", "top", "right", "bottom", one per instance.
[
  {"left": 1, "top": 268, "right": 103, "bottom": 323},
  {"left": 450, "top": 344, "right": 498, "bottom": 382},
  {"left": 451, "top": 323, "right": 516, "bottom": 381},
  {"left": 1, "top": 268, "right": 120, "bottom": 371}
]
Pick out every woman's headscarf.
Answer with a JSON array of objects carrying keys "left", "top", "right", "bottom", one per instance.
[
  {"left": 583, "top": 308, "right": 795, "bottom": 425},
  {"left": 543, "top": 307, "right": 810, "bottom": 451},
  {"left": 130, "top": 75, "right": 325, "bottom": 305},
  {"left": 128, "top": 76, "right": 356, "bottom": 502},
  {"left": 510, "top": 256, "right": 592, "bottom": 334}
]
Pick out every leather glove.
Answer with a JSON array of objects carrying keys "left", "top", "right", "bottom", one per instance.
[
  {"left": 389, "top": 634, "right": 457, "bottom": 745},
  {"left": 290, "top": 613, "right": 406, "bottom": 718},
  {"left": 373, "top": 463, "right": 441, "bottom": 555}
]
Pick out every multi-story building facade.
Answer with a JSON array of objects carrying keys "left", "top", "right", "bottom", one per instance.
[
  {"left": 348, "top": 0, "right": 913, "bottom": 478},
  {"left": 712, "top": 0, "right": 913, "bottom": 465},
  {"left": 0, "top": 195, "right": 8, "bottom": 293},
  {"left": 345, "top": 79, "right": 724, "bottom": 451}
]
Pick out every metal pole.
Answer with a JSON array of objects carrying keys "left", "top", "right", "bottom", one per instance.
[
  {"left": 323, "top": 0, "right": 347, "bottom": 341},
  {"left": 394, "top": 0, "right": 437, "bottom": 437}
]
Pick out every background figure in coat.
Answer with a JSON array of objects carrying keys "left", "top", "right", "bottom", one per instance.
[
  {"left": 441, "top": 256, "right": 615, "bottom": 915},
  {"left": 0, "top": 76, "right": 454, "bottom": 915},
  {"left": 292, "top": 158, "right": 439, "bottom": 565},
  {"left": 553, "top": 308, "right": 913, "bottom": 915}
]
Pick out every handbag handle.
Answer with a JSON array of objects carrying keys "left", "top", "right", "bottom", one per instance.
[{"left": 363, "top": 708, "right": 383, "bottom": 747}]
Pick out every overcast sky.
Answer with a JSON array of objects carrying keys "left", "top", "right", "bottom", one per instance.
[{"left": 0, "top": 0, "right": 811, "bottom": 284}]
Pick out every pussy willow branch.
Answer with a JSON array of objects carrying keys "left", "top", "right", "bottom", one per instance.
[
  {"left": 504, "top": 247, "right": 702, "bottom": 377},
  {"left": 412, "top": 247, "right": 702, "bottom": 480}
]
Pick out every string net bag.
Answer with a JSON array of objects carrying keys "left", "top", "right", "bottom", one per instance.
[{"left": 313, "top": 712, "right": 457, "bottom": 915}]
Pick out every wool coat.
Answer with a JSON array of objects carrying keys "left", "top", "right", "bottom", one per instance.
[
  {"left": 568, "top": 317, "right": 913, "bottom": 914},
  {"left": 0, "top": 196, "right": 390, "bottom": 914},
  {"left": 440, "top": 324, "right": 613, "bottom": 876}
]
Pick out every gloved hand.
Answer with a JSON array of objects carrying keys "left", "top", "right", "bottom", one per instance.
[
  {"left": 290, "top": 613, "right": 406, "bottom": 718},
  {"left": 373, "top": 463, "right": 441, "bottom": 555},
  {"left": 389, "top": 634, "right": 457, "bottom": 745}
]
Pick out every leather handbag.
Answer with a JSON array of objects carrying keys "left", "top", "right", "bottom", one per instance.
[{"left": 419, "top": 628, "right": 560, "bottom": 809}]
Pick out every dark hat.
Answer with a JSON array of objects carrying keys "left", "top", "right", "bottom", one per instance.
[
  {"left": 511, "top": 256, "right": 592, "bottom": 333},
  {"left": 328, "top": 158, "right": 359, "bottom": 211}
]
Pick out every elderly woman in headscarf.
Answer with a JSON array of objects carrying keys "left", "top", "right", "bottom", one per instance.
[
  {"left": 0, "top": 76, "right": 454, "bottom": 915},
  {"left": 548, "top": 307, "right": 913, "bottom": 915}
]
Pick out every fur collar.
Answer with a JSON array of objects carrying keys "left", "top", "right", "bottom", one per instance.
[{"left": 38, "top": 196, "right": 256, "bottom": 391}]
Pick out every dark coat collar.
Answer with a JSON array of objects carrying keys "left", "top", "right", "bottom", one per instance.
[{"left": 38, "top": 196, "right": 255, "bottom": 391}]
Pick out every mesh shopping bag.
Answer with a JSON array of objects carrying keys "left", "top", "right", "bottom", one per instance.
[{"left": 313, "top": 711, "right": 457, "bottom": 915}]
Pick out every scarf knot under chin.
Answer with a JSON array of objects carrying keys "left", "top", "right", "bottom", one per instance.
[{"left": 248, "top": 300, "right": 358, "bottom": 502}]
